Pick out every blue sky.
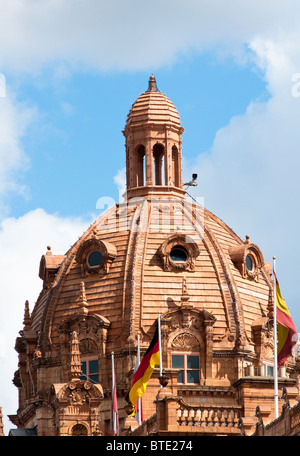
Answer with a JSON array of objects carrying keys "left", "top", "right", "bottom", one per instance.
[
  {"left": 6, "top": 53, "right": 267, "bottom": 219},
  {"left": 1, "top": 0, "right": 300, "bottom": 434}
]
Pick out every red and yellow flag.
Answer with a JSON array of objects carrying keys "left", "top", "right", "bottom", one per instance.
[
  {"left": 127, "top": 325, "right": 160, "bottom": 414},
  {"left": 275, "top": 273, "right": 297, "bottom": 367}
]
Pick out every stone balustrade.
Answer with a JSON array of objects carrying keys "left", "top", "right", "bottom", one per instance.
[{"left": 177, "top": 403, "right": 242, "bottom": 429}]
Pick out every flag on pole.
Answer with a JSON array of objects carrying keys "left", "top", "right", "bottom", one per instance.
[
  {"left": 274, "top": 272, "right": 298, "bottom": 367},
  {"left": 111, "top": 352, "right": 119, "bottom": 436},
  {"left": 127, "top": 324, "right": 160, "bottom": 415}
]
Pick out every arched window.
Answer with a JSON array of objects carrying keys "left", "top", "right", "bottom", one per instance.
[
  {"left": 153, "top": 143, "right": 165, "bottom": 185},
  {"left": 136, "top": 144, "right": 145, "bottom": 187}
]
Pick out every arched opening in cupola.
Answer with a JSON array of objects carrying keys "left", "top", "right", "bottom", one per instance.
[
  {"left": 136, "top": 144, "right": 145, "bottom": 187},
  {"left": 153, "top": 143, "right": 165, "bottom": 185}
]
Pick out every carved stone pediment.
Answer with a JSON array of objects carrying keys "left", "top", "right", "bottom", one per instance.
[
  {"left": 49, "top": 380, "right": 104, "bottom": 436},
  {"left": 56, "top": 313, "right": 110, "bottom": 357},
  {"left": 50, "top": 380, "right": 103, "bottom": 405},
  {"left": 161, "top": 307, "right": 216, "bottom": 336}
]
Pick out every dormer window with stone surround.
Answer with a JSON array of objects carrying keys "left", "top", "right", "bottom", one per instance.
[
  {"left": 229, "top": 235, "right": 264, "bottom": 281},
  {"left": 158, "top": 234, "right": 200, "bottom": 272},
  {"left": 75, "top": 231, "right": 117, "bottom": 277}
]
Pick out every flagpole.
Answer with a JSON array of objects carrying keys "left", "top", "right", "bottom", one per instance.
[
  {"left": 273, "top": 256, "right": 279, "bottom": 419},
  {"left": 111, "top": 351, "right": 118, "bottom": 435},
  {"left": 137, "top": 332, "right": 141, "bottom": 426},
  {"left": 158, "top": 313, "right": 162, "bottom": 386}
]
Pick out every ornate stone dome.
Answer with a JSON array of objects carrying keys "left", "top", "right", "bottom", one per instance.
[
  {"left": 124, "top": 75, "right": 181, "bottom": 132},
  {"left": 13, "top": 76, "right": 285, "bottom": 437}
]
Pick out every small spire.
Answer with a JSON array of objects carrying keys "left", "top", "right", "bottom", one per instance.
[
  {"left": 23, "top": 300, "right": 31, "bottom": 331},
  {"left": 70, "top": 331, "right": 81, "bottom": 381},
  {"left": 78, "top": 281, "right": 88, "bottom": 316},
  {"left": 46, "top": 245, "right": 52, "bottom": 255},
  {"left": 148, "top": 74, "right": 158, "bottom": 92}
]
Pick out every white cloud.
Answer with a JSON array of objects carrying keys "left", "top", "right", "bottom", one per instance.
[
  {"left": 0, "top": 89, "right": 37, "bottom": 216},
  {"left": 113, "top": 167, "right": 126, "bottom": 190},
  {"left": 0, "top": 0, "right": 300, "bottom": 73},
  {"left": 0, "top": 208, "right": 89, "bottom": 434}
]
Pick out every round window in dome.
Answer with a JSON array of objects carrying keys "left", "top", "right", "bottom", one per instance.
[
  {"left": 245, "top": 254, "right": 254, "bottom": 272},
  {"left": 170, "top": 245, "right": 188, "bottom": 263},
  {"left": 87, "top": 250, "right": 103, "bottom": 268}
]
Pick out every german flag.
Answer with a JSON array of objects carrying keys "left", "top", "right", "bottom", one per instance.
[
  {"left": 127, "top": 325, "right": 160, "bottom": 414},
  {"left": 275, "top": 273, "right": 298, "bottom": 367}
]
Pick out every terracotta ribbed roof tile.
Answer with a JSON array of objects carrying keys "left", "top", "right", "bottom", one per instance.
[{"left": 125, "top": 77, "right": 181, "bottom": 130}]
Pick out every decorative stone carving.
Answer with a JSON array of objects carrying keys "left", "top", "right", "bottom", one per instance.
[
  {"left": 49, "top": 379, "right": 104, "bottom": 436},
  {"left": 56, "top": 283, "right": 111, "bottom": 359},
  {"left": 252, "top": 316, "right": 274, "bottom": 363},
  {"left": 57, "top": 313, "right": 110, "bottom": 359},
  {"left": 162, "top": 307, "right": 216, "bottom": 338},
  {"left": 171, "top": 333, "right": 199, "bottom": 351}
]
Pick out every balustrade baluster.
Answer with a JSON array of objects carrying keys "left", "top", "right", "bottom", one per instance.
[
  {"left": 217, "top": 408, "right": 222, "bottom": 426},
  {"left": 195, "top": 409, "right": 201, "bottom": 426},
  {"left": 223, "top": 409, "right": 229, "bottom": 427},
  {"left": 190, "top": 409, "right": 195, "bottom": 426},
  {"left": 177, "top": 408, "right": 182, "bottom": 426},
  {"left": 209, "top": 408, "right": 216, "bottom": 426},
  {"left": 230, "top": 409, "right": 235, "bottom": 426},
  {"left": 203, "top": 408, "right": 209, "bottom": 426},
  {"left": 183, "top": 408, "right": 189, "bottom": 426}
]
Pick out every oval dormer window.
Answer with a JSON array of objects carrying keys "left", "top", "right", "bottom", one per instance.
[
  {"left": 170, "top": 245, "right": 188, "bottom": 263},
  {"left": 87, "top": 250, "right": 103, "bottom": 268},
  {"left": 246, "top": 254, "right": 254, "bottom": 272}
]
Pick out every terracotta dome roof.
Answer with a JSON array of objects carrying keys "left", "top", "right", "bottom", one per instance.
[
  {"left": 31, "top": 198, "right": 272, "bottom": 355},
  {"left": 125, "top": 75, "right": 181, "bottom": 130}
]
